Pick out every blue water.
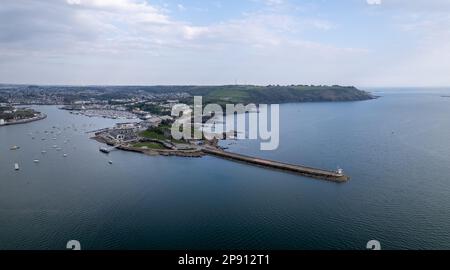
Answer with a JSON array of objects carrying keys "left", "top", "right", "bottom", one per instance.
[{"left": 1, "top": 89, "right": 450, "bottom": 250}]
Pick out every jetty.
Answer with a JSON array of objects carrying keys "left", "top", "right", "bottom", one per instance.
[
  {"left": 99, "top": 144, "right": 121, "bottom": 154},
  {"left": 201, "top": 147, "right": 349, "bottom": 183}
]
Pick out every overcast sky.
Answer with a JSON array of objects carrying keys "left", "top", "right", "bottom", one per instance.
[{"left": 1, "top": 0, "right": 450, "bottom": 87}]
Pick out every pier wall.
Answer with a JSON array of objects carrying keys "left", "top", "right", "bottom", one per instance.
[{"left": 202, "top": 147, "right": 349, "bottom": 183}]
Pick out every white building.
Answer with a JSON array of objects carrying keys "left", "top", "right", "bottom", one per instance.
[{"left": 160, "top": 115, "right": 173, "bottom": 122}]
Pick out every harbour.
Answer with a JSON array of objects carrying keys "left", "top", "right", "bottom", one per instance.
[{"left": 1, "top": 95, "right": 450, "bottom": 250}]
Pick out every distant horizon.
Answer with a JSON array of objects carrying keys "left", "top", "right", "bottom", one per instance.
[{"left": 1, "top": 82, "right": 450, "bottom": 90}]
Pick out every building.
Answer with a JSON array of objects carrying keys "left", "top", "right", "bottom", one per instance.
[
  {"left": 160, "top": 115, "right": 174, "bottom": 122},
  {"left": 106, "top": 128, "right": 137, "bottom": 143},
  {"left": 116, "top": 122, "right": 136, "bottom": 129},
  {"left": 140, "top": 114, "right": 152, "bottom": 120},
  {"left": 143, "top": 117, "right": 162, "bottom": 128}
]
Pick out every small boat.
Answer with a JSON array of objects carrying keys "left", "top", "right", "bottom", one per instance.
[
  {"left": 10, "top": 146, "right": 20, "bottom": 150},
  {"left": 14, "top": 163, "right": 19, "bottom": 170},
  {"left": 100, "top": 148, "right": 110, "bottom": 154},
  {"left": 63, "top": 154, "right": 68, "bottom": 157},
  {"left": 108, "top": 160, "right": 113, "bottom": 164},
  {"left": 34, "top": 160, "right": 40, "bottom": 163},
  {"left": 41, "top": 150, "right": 47, "bottom": 154}
]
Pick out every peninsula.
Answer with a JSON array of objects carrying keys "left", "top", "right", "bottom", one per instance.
[{"left": 0, "top": 105, "right": 46, "bottom": 126}]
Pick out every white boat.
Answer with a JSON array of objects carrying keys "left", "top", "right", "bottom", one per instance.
[
  {"left": 34, "top": 160, "right": 40, "bottom": 163},
  {"left": 14, "top": 163, "right": 19, "bottom": 170},
  {"left": 41, "top": 150, "right": 47, "bottom": 154},
  {"left": 336, "top": 168, "right": 344, "bottom": 176},
  {"left": 63, "top": 154, "right": 67, "bottom": 157},
  {"left": 108, "top": 160, "right": 113, "bottom": 164},
  {"left": 10, "top": 146, "right": 20, "bottom": 150},
  {"left": 100, "top": 147, "right": 110, "bottom": 154}
]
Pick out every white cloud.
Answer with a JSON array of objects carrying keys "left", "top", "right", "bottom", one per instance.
[
  {"left": 0, "top": 0, "right": 359, "bottom": 85},
  {"left": 177, "top": 4, "right": 185, "bottom": 11},
  {"left": 5, "top": 0, "right": 450, "bottom": 87},
  {"left": 366, "top": 0, "right": 382, "bottom": 5}
]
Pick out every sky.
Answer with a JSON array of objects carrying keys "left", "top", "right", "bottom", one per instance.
[{"left": 1, "top": 0, "right": 450, "bottom": 87}]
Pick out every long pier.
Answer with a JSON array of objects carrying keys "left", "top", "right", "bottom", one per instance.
[{"left": 201, "top": 147, "right": 349, "bottom": 183}]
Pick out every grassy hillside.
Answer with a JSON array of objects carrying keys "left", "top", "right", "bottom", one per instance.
[{"left": 179, "top": 85, "right": 374, "bottom": 105}]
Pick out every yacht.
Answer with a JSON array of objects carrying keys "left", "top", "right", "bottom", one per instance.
[{"left": 14, "top": 163, "right": 19, "bottom": 170}]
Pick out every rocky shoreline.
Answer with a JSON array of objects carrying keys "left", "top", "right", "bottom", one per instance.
[{"left": 92, "top": 135, "right": 205, "bottom": 158}]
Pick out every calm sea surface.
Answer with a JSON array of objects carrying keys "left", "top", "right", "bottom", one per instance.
[{"left": 1, "top": 88, "right": 450, "bottom": 250}]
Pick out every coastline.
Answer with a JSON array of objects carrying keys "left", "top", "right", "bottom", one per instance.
[
  {"left": 91, "top": 135, "right": 205, "bottom": 158},
  {"left": 0, "top": 113, "right": 47, "bottom": 126}
]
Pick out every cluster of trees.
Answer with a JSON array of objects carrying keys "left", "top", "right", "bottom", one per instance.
[
  {"left": 130, "top": 103, "right": 171, "bottom": 116},
  {"left": 0, "top": 108, "right": 35, "bottom": 121}
]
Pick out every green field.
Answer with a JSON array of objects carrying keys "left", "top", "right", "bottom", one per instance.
[
  {"left": 139, "top": 125, "right": 185, "bottom": 143},
  {"left": 139, "top": 130, "right": 167, "bottom": 141},
  {"left": 132, "top": 142, "right": 166, "bottom": 150}
]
